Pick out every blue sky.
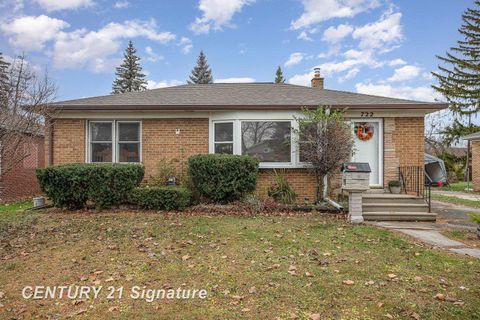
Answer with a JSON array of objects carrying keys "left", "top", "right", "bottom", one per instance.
[{"left": 0, "top": 0, "right": 474, "bottom": 101}]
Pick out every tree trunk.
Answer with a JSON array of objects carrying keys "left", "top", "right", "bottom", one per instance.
[{"left": 316, "top": 174, "right": 325, "bottom": 204}]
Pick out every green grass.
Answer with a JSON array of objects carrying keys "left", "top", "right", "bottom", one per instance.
[
  {"left": 0, "top": 209, "right": 479, "bottom": 319},
  {"left": 439, "top": 182, "right": 476, "bottom": 192},
  {"left": 432, "top": 193, "right": 480, "bottom": 208}
]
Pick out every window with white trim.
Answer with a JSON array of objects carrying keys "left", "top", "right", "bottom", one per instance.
[
  {"left": 241, "top": 121, "right": 291, "bottom": 162},
  {"left": 212, "top": 119, "right": 295, "bottom": 167},
  {"left": 88, "top": 120, "right": 141, "bottom": 163},
  {"left": 214, "top": 122, "right": 234, "bottom": 154}
]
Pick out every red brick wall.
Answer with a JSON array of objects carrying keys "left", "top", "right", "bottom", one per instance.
[
  {"left": 50, "top": 119, "right": 85, "bottom": 164},
  {"left": 47, "top": 116, "right": 425, "bottom": 202},
  {"left": 472, "top": 140, "right": 480, "bottom": 192},
  {"left": 0, "top": 135, "right": 45, "bottom": 203},
  {"left": 384, "top": 117, "right": 425, "bottom": 187},
  {"left": 142, "top": 119, "right": 209, "bottom": 180}
]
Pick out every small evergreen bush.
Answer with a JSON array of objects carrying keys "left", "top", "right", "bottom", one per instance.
[
  {"left": 130, "top": 186, "right": 191, "bottom": 210},
  {"left": 188, "top": 154, "right": 259, "bottom": 202},
  {"left": 36, "top": 163, "right": 144, "bottom": 209}
]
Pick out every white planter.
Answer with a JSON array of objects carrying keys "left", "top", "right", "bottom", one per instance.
[{"left": 389, "top": 186, "right": 401, "bottom": 194}]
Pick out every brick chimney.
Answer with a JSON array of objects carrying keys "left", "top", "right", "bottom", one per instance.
[{"left": 311, "top": 67, "right": 324, "bottom": 89}]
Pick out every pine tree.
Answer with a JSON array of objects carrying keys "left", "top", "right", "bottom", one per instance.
[
  {"left": 187, "top": 51, "right": 213, "bottom": 84},
  {"left": 275, "top": 66, "right": 285, "bottom": 83},
  {"left": 432, "top": 1, "right": 480, "bottom": 118},
  {"left": 0, "top": 52, "right": 10, "bottom": 109},
  {"left": 112, "top": 41, "right": 147, "bottom": 94}
]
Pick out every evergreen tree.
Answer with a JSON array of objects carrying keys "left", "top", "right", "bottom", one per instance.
[
  {"left": 187, "top": 51, "right": 213, "bottom": 84},
  {"left": 275, "top": 66, "right": 285, "bottom": 83},
  {"left": 432, "top": 0, "right": 480, "bottom": 138},
  {"left": 0, "top": 52, "right": 10, "bottom": 109},
  {"left": 112, "top": 41, "right": 147, "bottom": 94}
]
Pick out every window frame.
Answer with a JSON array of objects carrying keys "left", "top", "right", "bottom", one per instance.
[
  {"left": 211, "top": 119, "right": 298, "bottom": 168},
  {"left": 213, "top": 121, "right": 234, "bottom": 155},
  {"left": 86, "top": 120, "right": 142, "bottom": 164},
  {"left": 116, "top": 120, "right": 142, "bottom": 163}
]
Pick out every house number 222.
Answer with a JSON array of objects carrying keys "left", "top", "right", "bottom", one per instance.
[{"left": 360, "top": 112, "right": 374, "bottom": 117}]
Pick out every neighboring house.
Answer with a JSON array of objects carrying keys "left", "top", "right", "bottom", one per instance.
[
  {"left": 0, "top": 127, "right": 45, "bottom": 203},
  {"left": 463, "top": 132, "right": 480, "bottom": 191},
  {"left": 46, "top": 70, "right": 447, "bottom": 206}
]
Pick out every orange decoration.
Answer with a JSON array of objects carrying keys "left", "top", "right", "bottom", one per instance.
[{"left": 356, "top": 123, "right": 374, "bottom": 141}]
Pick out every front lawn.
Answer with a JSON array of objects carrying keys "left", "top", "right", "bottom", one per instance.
[{"left": 0, "top": 207, "right": 479, "bottom": 319}]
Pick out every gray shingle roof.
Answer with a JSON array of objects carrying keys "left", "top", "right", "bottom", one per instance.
[
  {"left": 52, "top": 83, "right": 446, "bottom": 110},
  {"left": 463, "top": 132, "right": 480, "bottom": 140}
]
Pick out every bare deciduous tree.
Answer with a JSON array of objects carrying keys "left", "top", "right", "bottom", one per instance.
[
  {"left": 0, "top": 54, "right": 56, "bottom": 176},
  {"left": 294, "top": 107, "right": 354, "bottom": 203}
]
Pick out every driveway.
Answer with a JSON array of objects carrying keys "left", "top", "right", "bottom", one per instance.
[{"left": 432, "top": 200, "right": 479, "bottom": 228}]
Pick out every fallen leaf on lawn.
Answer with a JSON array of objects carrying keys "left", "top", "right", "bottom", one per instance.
[
  {"left": 288, "top": 265, "right": 297, "bottom": 276},
  {"left": 323, "top": 252, "right": 332, "bottom": 256},
  {"left": 305, "top": 272, "right": 314, "bottom": 277},
  {"left": 182, "top": 255, "right": 191, "bottom": 261},
  {"left": 231, "top": 295, "right": 244, "bottom": 300},
  {"left": 0, "top": 292, "right": 4, "bottom": 299},
  {"left": 411, "top": 312, "right": 421, "bottom": 320},
  {"left": 435, "top": 293, "right": 445, "bottom": 301},
  {"left": 388, "top": 274, "right": 397, "bottom": 279},
  {"left": 365, "top": 280, "right": 375, "bottom": 286},
  {"left": 309, "top": 313, "right": 321, "bottom": 320},
  {"left": 385, "top": 313, "right": 393, "bottom": 319},
  {"left": 377, "top": 302, "right": 384, "bottom": 308},
  {"left": 241, "top": 308, "right": 250, "bottom": 312},
  {"left": 267, "top": 264, "right": 280, "bottom": 271},
  {"left": 342, "top": 280, "right": 355, "bottom": 285},
  {"left": 105, "top": 277, "right": 114, "bottom": 282},
  {"left": 76, "top": 309, "right": 88, "bottom": 315},
  {"left": 414, "top": 276, "right": 423, "bottom": 282},
  {"left": 248, "top": 286, "right": 257, "bottom": 294},
  {"left": 108, "top": 306, "right": 119, "bottom": 312}
]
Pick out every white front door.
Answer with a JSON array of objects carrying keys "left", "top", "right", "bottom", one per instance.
[{"left": 351, "top": 119, "right": 383, "bottom": 186}]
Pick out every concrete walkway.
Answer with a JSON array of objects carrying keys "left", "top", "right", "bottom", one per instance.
[{"left": 368, "top": 221, "right": 480, "bottom": 259}]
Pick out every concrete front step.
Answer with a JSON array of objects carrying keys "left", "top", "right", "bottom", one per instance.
[
  {"left": 363, "top": 212, "right": 437, "bottom": 221},
  {"left": 363, "top": 203, "right": 429, "bottom": 213},
  {"left": 362, "top": 195, "right": 425, "bottom": 204}
]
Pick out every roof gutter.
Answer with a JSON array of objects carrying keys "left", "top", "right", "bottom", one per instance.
[{"left": 49, "top": 103, "right": 448, "bottom": 111}]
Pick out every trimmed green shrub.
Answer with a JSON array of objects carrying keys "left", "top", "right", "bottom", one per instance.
[
  {"left": 188, "top": 154, "right": 259, "bottom": 202},
  {"left": 129, "top": 186, "right": 191, "bottom": 210},
  {"left": 36, "top": 163, "right": 144, "bottom": 209}
]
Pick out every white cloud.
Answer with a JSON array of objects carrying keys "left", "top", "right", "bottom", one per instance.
[
  {"left": 339, "top": 67, "right": 359, "bottom": 82},
  {"left": 297, "top": 30, "right": 313, "bottom": 41},
  {"left": 114, "top": 0, "right": 129, "bottom": 8},
  {"left": 215, "top": 77, "right": 255, "bottom": 83},
  {"left": 291, "top": 0, "right": 380, "bottom": 30},
  {"left": 179, "top": 37, "right": 193, "bottom": 54},
  {"left": 146, "top": 79, "right": 184, "bottom": 89},
  {"left": 288, "top": 72, "right": 313, "bottom": 86},
  {"left": 1, "top": 15, "right": 69, "bottom": 50},
  {"left": 355, "top": 82, "right": 439, "bottom": 102},
  {"left": 34, "top": 0, "right": 94, "bottom": 11},
  {"left": 285, "top": 52, "right": 305, "bottom": 67},
  {"left": 352, "top": 9, "right": 402, "bottom": 50},
  {"left": 388, "top": 58, "right": 406, "bottom": 66},
  {"left": 145, "top": 46, "right": 164, "bottom": 63},
  {"left": 322, "top": 24, "right": 353, "bottom": 43},
  {"left": 53, "top": 19, "right": 176, "bottom": 71},
  {"left": 190, "top": 0, "right": 254, "bottom": 34},
  {"left": 387, "top": 65, "right": 421, "bottom": 82}
]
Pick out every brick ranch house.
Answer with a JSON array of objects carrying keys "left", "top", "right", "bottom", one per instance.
[
  {"left": 463, "top": 132, "right": 480, "bottom": 191},
  {"left": 46, "top": 72, "right": 447, "bottom": 214}
]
